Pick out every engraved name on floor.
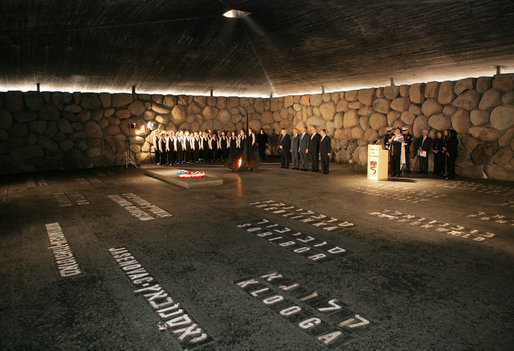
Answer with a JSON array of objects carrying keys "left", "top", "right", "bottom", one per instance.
[
  {"left": 45, "top": 223, "right": 82, "bottom": 277},
  {"left": 368, "top": 209, "right": 495, "bottom": 242},
  {"left": 499, "top": 200, "right": 514, "bottom": 208},
  {"left": 237, "top": 219, "right": 350, "bottom": 262},
  {"left": 352, "top": 184, "right": 446, "bottom": 203},
  {"left": 235, "top": 272, "right": 373, "bottom": 348},
  {"left": 75, "top": 177, "right": 102, "bottom": 185},
  {"left": 54, "top": 192, "right": 90, "bottom": 207},
  {"left": 249, "top": 200, "right": 354, "bottom": 232},
  {"left": 26, "top": 176, "right": 47, "bottom": 188},
  {"left": 437, "top": 181, "right": 514, "bottom": 196},
  {"left": 109, "top": 193, "right": 172, "bottom": 221},
  {"left": 467, "top": 211, "right": 514, "bottom": 226},
  {"left": 109, "top": 247, "right": 212, "bottom": 349}
]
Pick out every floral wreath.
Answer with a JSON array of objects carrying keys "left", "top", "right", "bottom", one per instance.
[{"left": 176, "top": 170, "right": 206, "bottom": 179}]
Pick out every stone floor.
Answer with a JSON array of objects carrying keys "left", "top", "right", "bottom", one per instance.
[{"left": 0, "top": 163, "right": 513, "bottom": 351}]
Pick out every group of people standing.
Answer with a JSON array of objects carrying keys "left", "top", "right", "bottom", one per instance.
[
  {"left": 152, "top": 128, "right": 268, "bottom": 166},
  {"left": 384, "top": 127, "right": 458, "bottom": 180},
  {"left": 278, "top": 126, "right": 332, "bottom": 174}
]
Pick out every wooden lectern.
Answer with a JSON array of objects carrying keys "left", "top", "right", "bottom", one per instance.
[{"left": 367, "top": 145, "right": 389, "bottom": 180}]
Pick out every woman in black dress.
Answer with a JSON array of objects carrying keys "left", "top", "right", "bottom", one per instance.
[
  {"left": 432, "top": 130, "right": 444, "bottom": 176},
  {"left": 443, "top": 130, "right": 458, "bottom": 180}
]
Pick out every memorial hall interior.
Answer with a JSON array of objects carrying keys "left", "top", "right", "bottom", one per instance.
[{"left": 1, "top": 1, "right": 513, "bottom": 350}]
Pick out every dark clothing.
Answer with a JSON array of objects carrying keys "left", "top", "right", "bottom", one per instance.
[
  {"left": 403, "top": 133, "right": 413, "bottom": 172},
  {"left": 415, "top": 136, "right": 432, "bottom": 173},
  {"left": 256, "top": 133, "right": 268, "bottom": 161},
  {"left": 383, "top": 133, "right": 393, "bottom": 150},
  {"left": 225, "top": 136, "right": 239, "bottom": 168},
  {"left": 158, "top": 138, "right": 166, "bottom": 165},
  {"left": 319, "top": 135, "right": 331, "bottom": 174},
  {"left": 279, "top": 134, "right": 291, "bottom": 168},
  {"left": 444, "top": 133, "right": 459, "bottom": 179},
  {"left": 299, "top": 132, "right": 310, "bottom": 170},
  {"left": 309, "top": 132, "right": 321, "bottom": 172},
  {"left": 291, "top": 134, "right": 300, "bottom": 169},
  {"left": 390, "top": 140, "right": 403, "bottom": 177},
  {"left": 432, "top": 137, "right": 444, "bottom": 176}
]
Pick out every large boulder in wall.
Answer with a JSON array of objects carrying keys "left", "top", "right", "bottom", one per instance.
[
  {"left": 470, "top": 110, "right": 489, "bottom": 126},
  {"left": 343, "top": 110, "right": 359, "bottom": 128},
  {"left": 357, "top": 88, "right": 374, "bottom": 106},
  {"left": 112, "top": 94, "right": 133, "bottom": 107},
  {"left": 428, "top": 114, "right": 450, "bottom": 130},
  {"left": 390, "top": 97, "right": 410, "bottom": 112},
  {"left": 451, "top": 109, "right": 471, "bottom": 134},
  {"left": 452, "top": 90, "right": 479, "bottom": 111},
  {"left": 412, "top": 115, "right": 429, "bottom": 137},
  {"left": 409, "top": 83, "right": 425, "bottom": 103},
  {"left": 468, "top": 127, "right": 500, "bottom": 142},
  {"left": 373, "top": 99, "right": 390, "bottom": 114},
  {"left": 479, "top": 89, "right": 502, "bottom": 110},
  {"left": 492, "top": 73, "right": 514, "bottom": 91},
  {"left": 369, "top": 113, "right": 386, "bottom": 130},
  {"left": 218, "top": 110, "right": 231, "bottom": 124},
  {"left": 490, "top": 105, "right": 514, "bottom": 130},
  {"left": 320, "top": 102, "right": 336, "bottom": 120},
  {"left": 438, "top": 81, "right": 455, "bottom": 104},
  {"left": 421, "top": 99, "right": 443, "bottom": 117},
  {"left": 171, "top": 105, "right": 186, "bottom": 124}
]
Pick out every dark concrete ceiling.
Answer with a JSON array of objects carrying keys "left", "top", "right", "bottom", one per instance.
[{"left": 1, "top": 0, "right": 514, "bottom": 96}]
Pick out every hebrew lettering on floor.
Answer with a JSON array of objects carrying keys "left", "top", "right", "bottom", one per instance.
[
  {"left": 45, "top": 222, "right": 81, "bottom": 277},
  {"left": 109, "top": 247, "right": 213, "bottom": 349}
]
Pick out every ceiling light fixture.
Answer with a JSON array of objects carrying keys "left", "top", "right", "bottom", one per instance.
[{"left": 223, "top": 9, "right": 250, "bottom": 18}]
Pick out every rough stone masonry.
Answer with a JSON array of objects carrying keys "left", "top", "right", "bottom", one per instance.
[{"left": 0, "top": 74, "right": 512, "bottom": 180}]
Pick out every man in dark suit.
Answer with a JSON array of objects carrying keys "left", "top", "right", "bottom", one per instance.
[
  {"left": 308, "top": 125, "right": 321, "bottom": 172},
  {"left": 299, "top": 126, "right": 310, "bottom": 171},
  {"left": 278, "top": 128, "right": 291, "bottom": 168},
  {"left": 290, "top": 128, "right": 300, "bottom": 169},
  {"left": 319, "top": 129, "right": 331, "bottom": 174},
  {"left": 414, "top": 129, "right": 432, "bottom": 174}
]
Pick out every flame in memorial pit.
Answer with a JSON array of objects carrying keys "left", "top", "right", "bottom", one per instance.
[{"left": 237, "top": 158, "right": 242, "bottom": 168}]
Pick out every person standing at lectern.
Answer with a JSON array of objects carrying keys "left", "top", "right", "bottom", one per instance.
[
  {"left": 278, "top": 128, "right": 291, "bottom": 168},
  {"left": 414, "top": 129, "right": 432, "bottom": 174},
  {"left": 290, "top": 128, "right": 300, "bottom": 170},
  {"left": 402, "top": 127, "right": 413, "bottom": 174},
  {"left": 389, "top": 127, "right": 405, "bottom": 177},
  {"left": 319, "top": 129, "right": 331, "bottom": 174},
  {"left": 299, "top": 126, "right": 310, "bottom": 171},
  {"left": 309, "top": 126, "right": 321, "bottom": 172}
]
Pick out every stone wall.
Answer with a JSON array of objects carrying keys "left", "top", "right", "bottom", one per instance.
[
  {"left": 0, "top": 73, "right": 512, "bottom": 180},
  {"left": 275, "top": 74, "right": 513, "bottom": 181},
  {"left": 0, "top": 92, "right": 293, "bottom": 173}
]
